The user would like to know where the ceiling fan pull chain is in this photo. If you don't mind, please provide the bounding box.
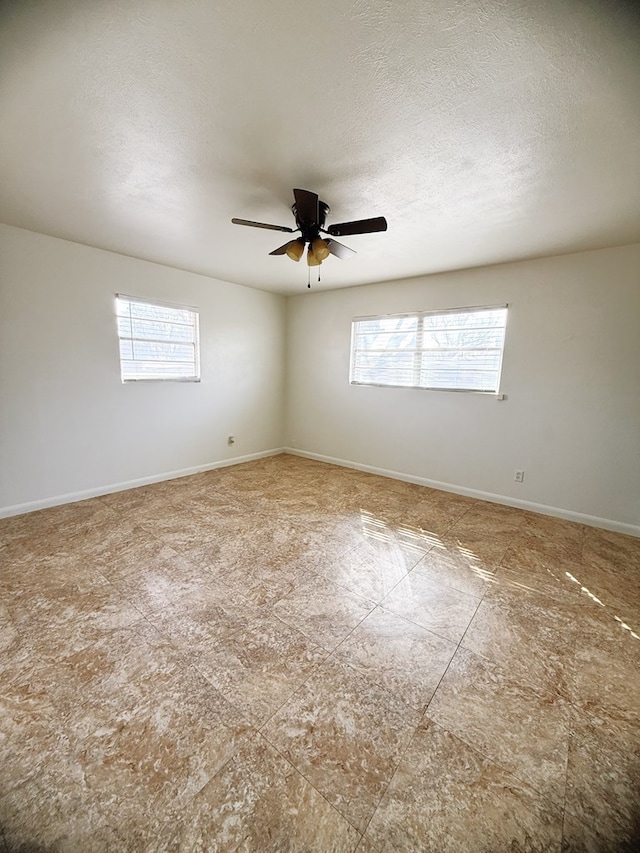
[317,267,321,284]
[307,266,311,288]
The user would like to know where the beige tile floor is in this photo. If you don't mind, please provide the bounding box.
[1,454,639,852]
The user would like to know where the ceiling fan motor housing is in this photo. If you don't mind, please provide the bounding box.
[292,200,330,242]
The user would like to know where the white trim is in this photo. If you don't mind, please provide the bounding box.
[0,448,285,519]
[4,445,637,538]
[352,303,509,322]
[116,294,201,382]
[350,306,507,393]
[116,292,199,313]
[284,448,640,538]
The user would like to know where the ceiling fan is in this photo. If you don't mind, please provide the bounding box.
[231,188,387,280]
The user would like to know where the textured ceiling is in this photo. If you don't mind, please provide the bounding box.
[1,0,639,295]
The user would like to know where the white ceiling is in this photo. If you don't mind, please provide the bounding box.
[1,0,639,295]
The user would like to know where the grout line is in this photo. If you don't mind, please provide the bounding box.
[419,706,567,813]
[254,648,333,733]
[418,590,488,726]
[417,565,579,816]
[256,729,366,840]
[355,706,424,844]
[560,703,576,850]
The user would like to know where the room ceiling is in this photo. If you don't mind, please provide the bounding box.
[1,0,639,295]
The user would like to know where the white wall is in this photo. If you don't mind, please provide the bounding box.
[285,244,640,532]
[0,225,285,513]
[3,227,639,532]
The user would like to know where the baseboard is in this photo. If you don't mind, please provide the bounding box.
[0,448,286,519]
[284,448,640,538]
[4,446,638,538]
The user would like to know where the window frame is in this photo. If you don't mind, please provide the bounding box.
[349,304,508,393]
[115,293,201,383]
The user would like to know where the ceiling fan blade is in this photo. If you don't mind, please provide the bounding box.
[326,238,356,259]
[232,218,294,233]
[269,241,293,255]
[293,188,319,223]
[327,216,387,237]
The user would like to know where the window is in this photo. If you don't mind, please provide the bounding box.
[350,305,507,392]
[116,294,200,382]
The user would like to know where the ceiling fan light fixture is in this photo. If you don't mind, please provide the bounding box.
[310,237,330,261]
[307,247,321,266]
[285,239,305,261]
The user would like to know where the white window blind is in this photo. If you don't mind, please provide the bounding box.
[350,306,507,392]
[116,295,200,382]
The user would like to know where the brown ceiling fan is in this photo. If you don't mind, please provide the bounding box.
[231,188,387,271]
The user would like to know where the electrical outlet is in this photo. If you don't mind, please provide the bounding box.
[514,469,525,483]
[227,435,235,446]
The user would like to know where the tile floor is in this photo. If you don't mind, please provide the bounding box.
[1,453,639,852]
